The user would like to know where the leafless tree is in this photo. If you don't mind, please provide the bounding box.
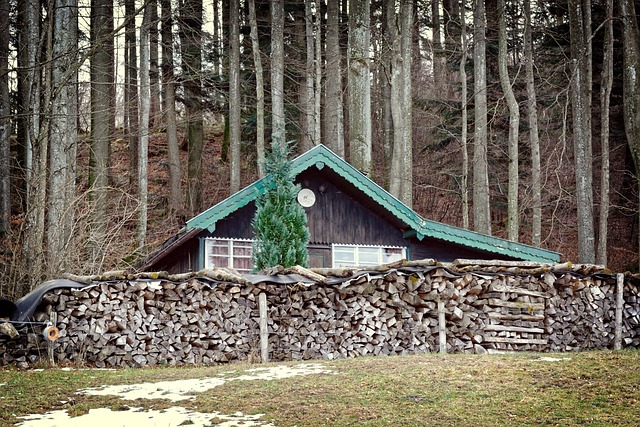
[229,0,241,193]
[498,0,520,241]
[160,0,182,212]
[568,0,595,263]
[89,0,114,267]
[473,0,491,235]
[524,0,541,246]
[348,0,372,176]
[248,0,265,176]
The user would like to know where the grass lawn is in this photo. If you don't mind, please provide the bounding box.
[1,350,639,426]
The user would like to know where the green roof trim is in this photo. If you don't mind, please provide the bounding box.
[187,144,560,263]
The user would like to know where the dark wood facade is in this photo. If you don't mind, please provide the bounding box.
[146,167,514,273]
[141,145,559,273]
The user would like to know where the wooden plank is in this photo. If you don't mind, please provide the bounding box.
[487,312,545,321]
[489,284,550,299]
[483,336,548,345]
[615,273,624,351]
[484,324,545,334]
[259,293,269,363]
[485,298,545,311]
[438,299,446,354]
[48,311,58,366]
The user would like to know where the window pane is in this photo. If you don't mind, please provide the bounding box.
[333,245,355,267]
[233,246,252,256]
[358,247,380,264]
[333,244,406,268]
[233,257,252,272]
[383,247,404,263]
[209,240,229,255]
[206,238,256,271]
[210,256,230,269]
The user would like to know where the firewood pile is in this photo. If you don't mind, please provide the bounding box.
[1,260,639,368]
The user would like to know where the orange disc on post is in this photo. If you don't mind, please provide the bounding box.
[43,326,59,342]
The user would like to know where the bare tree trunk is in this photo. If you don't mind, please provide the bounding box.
[301,0,315,152]
[149,0,160,129]
[125,0,139,188]
[596,0,613,265]
[17,0,41,201]
[179,0,204,214]
[271,0,285,147]
[387,0,400,194]
[498,0,520,242]
[460,0,469,229]
[160,0,182,212]
[213,0,221,76]
[524,0,541,246]
[473,0,491,235]
[138,5,151,253]
[47,0,78,274]
[89,0,114,268]
[399,0,413,206]
[380,1,393,176]
[248,0,265,177]
[389,0,413,207]
[229,0,241,193]
[314,2,322,148]
[324,0,344,157]
[620,0,640,269]
[22,0,46,288]
[568,0,595,263]
[348,0,372,176]
[17,0,37,199]
[0,0,8,235]
[432,0,445,94]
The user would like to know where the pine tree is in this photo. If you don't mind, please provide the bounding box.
[252,140,309,270]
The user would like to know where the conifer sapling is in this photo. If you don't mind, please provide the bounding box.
[251,140,309,270]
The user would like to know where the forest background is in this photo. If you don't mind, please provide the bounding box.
[1,0,640,300]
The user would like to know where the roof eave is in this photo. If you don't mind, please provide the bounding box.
[421,221,560,263]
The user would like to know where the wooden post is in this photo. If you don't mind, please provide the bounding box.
[438,299,447,353]
[48,312,57,366]
[614,273,624,350]
[259,292,269,363]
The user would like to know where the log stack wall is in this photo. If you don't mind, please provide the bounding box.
[2,263,640,368]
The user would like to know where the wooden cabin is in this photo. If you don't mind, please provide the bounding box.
[141,145,560,273]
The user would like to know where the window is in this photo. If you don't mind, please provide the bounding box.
[204,238,254,273]
[332,244,406,268]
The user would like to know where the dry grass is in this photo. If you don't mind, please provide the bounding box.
[1,350,639,426]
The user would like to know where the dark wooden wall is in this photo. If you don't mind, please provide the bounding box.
[297,170,408,247]
[211,169,408,248]
[152,237,201,274]
[146,167,520,273]
[409,236,515,262]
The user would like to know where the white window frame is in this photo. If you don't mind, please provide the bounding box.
[331,244,406,268]
[204,238,254,273]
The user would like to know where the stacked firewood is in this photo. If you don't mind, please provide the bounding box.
[1,261,639,367]
[39,280,265,367]
[268,272,439,360]
[545,274,613,351]
[623,282,640,347]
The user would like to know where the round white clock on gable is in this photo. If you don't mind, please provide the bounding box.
[297,188,316,207]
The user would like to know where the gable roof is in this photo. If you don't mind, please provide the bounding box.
[186,144,560,263]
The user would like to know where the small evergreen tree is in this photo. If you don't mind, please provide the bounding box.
[252,140,309,270]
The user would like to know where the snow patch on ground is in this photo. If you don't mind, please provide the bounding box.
[81,363,331,402]
[16,363,333,427]
[535,356,572,362]
[16,406,275,427]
